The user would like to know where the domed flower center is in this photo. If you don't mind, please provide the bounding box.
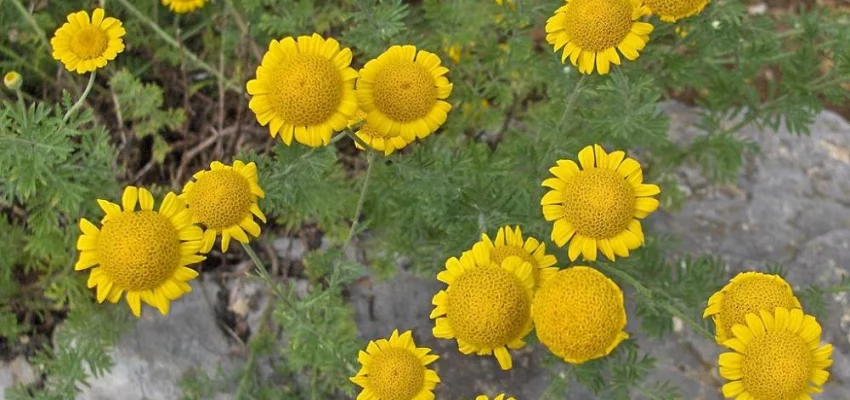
[447,267,530,348]
[490,246,539,281]
[187,170,253,230]
[561,168,635,239]
[98,211,181,291]
[645,0,704,18]
[719,278,801,339]
[742,330,812,399]
[561,0,634,52]
[71,27,109,59]
[269,54,343,126]
[367,348,425,400]
[372,61,437,123]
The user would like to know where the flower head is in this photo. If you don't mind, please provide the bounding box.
[545,0,653,74]
[75,186,205,317]
[162,0,208,13]
[719,308,833,400]
[356,45,453,142]
[349,110,414,156]
[704,271,802,344]
[646,0,710,22]
[180,160,266,253]
[541,144,660,261]
[431,244,534,370]
[350,329,440,400]
[4,71,22,91]
[247,34,358,147]
[475,225,558,289]
[532,267,628,364]
[475,394,515,400]
[51,8,125,74]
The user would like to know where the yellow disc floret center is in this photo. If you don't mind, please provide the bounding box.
[741,330,812,400]
[187,170,253,230]
[269,54,343,126]
[562,0,634,52]
[446,267,530,348]
[490,246,539,281]
[561,168,635,239]
[367,348,425,400]
[98,211,181,291]
[719,278,800,339]
[360,123,392,139]
[71,26,109,60]
[372,61,437,123]
[645,0,704,18]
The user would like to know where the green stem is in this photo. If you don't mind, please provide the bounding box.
[62,71,96,123]
[598,264,715,341]
[235,242,276,400]
[556,74,587,130]
[14,89,27,126]
[344,151,377,250]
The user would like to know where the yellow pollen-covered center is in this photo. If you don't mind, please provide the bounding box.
[562,0,634,52]
[187,170,253,230]
[719,278,800,339]
[490,245,539,282]
[446,267,530,348]
[372,61,437,123]
[269,54,343,126]
[645,0,704,18]
[360,122,393,139]
[367,348,425,400]
[741,331,812,399]
[71,26,109,59]
[561,168,635,239]
[98,211,181,291]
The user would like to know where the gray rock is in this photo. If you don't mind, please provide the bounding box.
[0,356,37,399]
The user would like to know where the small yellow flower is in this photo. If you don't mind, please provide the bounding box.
[541,144,661,262]
[162,0,208,14]
[532,267,628,364]
[180,160,266,253]
[646,0,711,22]
[703,271,802,344]
[431,244,534,370]
[474,225,558,289]
[4,71,22,90]
[350,329,441,400]
[545,0,653,74]
[247,34,358,147]
[51,8,125,74]
[446,44,462,64]
[348,110,414,156]
[719,308,833,400]
[474,394,515,400]
[356,45,453,143]
[75,186,205,317]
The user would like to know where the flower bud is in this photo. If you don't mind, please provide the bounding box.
[4,71,22,91]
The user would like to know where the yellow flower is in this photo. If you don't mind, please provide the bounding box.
[474,394,515,400]
[4,71,22,90]
[51,8,125,74]
[75,186,205,317]
[350,329,440,400]
[545,0,653,74]
[348,110,414,156]
[180,160,266,253]
[356,45,453,143]
[161,0,208,14]
[532,267,628,364]
[247,34,358,147]
[447,44,462,64]
[703,272,802,344]
[646,0,710,22]
[431,244,534,370]
[719,308,833,400]
[474,225,558,289]
[541,144,661,262]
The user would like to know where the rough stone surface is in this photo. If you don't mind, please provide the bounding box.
[77,281,236,400]
[0,356,37,399]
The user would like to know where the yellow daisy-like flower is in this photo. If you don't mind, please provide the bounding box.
[356,45,453,142]
[431,244,534,370]
[703,271,802,344]
[532,267,628,364]
[474,394,516,400]
[161,0,208,14]
[50,8,125,74]
[541,144,661,262]
[475,225,558,289]
[645,0,710,22]
[75,186,205,317]
[545,0,653,74]
[349,110,414,156]
[247,34,358,147]
[350,329,441,400]
[180,160,266,253]
[719,308,833,400]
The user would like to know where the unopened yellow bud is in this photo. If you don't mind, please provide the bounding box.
[4,71,22,90]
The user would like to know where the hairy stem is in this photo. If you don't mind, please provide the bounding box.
[62,72,96,123]
[344,151,377,250]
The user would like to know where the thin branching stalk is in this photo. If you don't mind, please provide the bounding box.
[344,151,377,251]
[63,72,96,123]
